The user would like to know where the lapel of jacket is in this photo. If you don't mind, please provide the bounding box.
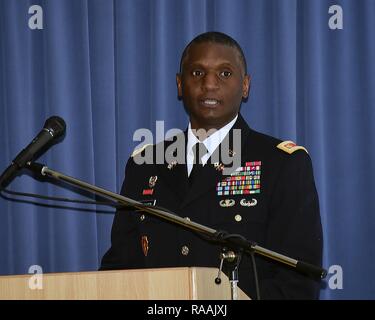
[180,114,251,208]
[155,131,189,203]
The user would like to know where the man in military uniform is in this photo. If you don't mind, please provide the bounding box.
[100,32,323,299]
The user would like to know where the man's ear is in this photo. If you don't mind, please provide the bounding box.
[242,75,251,99]
[176,73,182,98]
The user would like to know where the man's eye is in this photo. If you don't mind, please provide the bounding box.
[192,70,203,77]
[220,71,232,78]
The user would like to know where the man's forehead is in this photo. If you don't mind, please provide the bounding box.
[182,42,244,70]
[184,42,238,58]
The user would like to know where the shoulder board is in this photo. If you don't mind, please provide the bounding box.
[277,140,308,154]
[131,144,153,157]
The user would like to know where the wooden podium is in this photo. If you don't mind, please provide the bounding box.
[0,267,249,300]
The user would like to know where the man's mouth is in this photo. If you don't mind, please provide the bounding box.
[200,99,220,107]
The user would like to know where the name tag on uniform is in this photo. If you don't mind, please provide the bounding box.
[139,199,157,206]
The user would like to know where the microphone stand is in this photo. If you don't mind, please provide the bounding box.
[26,161,327,298]
[216,249,243,300]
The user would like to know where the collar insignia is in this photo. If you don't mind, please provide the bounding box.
[167,160,177,170]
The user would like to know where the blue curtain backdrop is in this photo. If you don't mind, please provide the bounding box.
[0,0,374,299]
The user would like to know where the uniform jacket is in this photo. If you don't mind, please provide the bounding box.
[100,114,323,299]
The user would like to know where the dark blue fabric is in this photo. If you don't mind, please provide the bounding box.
[0,0,374,299]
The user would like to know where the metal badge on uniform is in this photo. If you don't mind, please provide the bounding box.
[141,235,149,256]
[214,162,225,172]
[219,199,235,207]
[240,198,257,207]
[167,160,177,170]
[149,176,158,188]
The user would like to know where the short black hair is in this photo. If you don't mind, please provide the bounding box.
[179,31,248,75]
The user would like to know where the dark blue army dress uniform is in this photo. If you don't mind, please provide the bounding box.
[100,114,323,299]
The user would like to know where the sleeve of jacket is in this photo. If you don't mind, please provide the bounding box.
[260,150,323,299]
[99,157,144,270]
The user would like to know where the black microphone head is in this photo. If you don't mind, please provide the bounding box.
[44,116,66,139]
[0,116,66,188]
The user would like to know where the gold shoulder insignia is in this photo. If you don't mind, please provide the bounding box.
[277,140,308,154]
[131,144,153,157]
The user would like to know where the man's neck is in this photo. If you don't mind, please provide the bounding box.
[189,115,239,139]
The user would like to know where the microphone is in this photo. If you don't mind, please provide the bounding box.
[0,116,66,189]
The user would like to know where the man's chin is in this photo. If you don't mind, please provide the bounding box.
[190,114,234,130]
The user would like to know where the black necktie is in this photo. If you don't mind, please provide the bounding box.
[189,142,208,187]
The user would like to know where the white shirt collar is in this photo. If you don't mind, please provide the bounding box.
[186,115,238,175]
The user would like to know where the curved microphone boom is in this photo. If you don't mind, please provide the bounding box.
[0,116,66,189]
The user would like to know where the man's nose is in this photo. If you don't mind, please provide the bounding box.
[202,72,219,91]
